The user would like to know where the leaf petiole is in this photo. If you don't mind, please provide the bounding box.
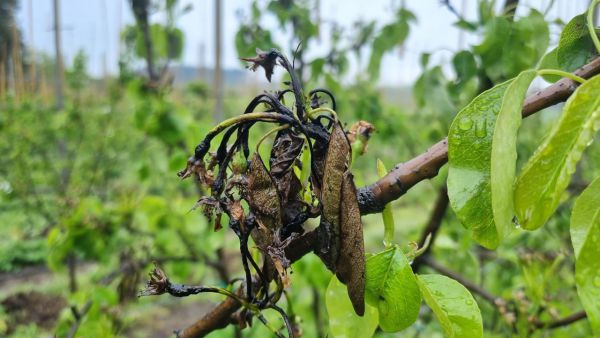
[587,0,600,54]
[537,69,586,84]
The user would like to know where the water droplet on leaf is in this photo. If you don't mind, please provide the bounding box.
[475,120,487,138]
[458,117,473,131]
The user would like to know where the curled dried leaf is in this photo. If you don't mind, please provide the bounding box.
[269,130,304,179]
[347,120,375,155]
[191,196,223,231]
[241,48,279,82]
[266,233,298,288]
[245,154,282,249]
[230,200,245,224]
[316,123,350,270]
[336,171,366,316]
[138,263,169,297]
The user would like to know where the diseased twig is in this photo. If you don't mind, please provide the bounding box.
[178,57,600,337]
[176,230,316,338]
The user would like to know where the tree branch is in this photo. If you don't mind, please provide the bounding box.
[533,310,587,329]
[412,185,449,271]
[358,56,600,214]
[421,255,500,305]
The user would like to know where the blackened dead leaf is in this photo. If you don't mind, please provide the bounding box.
[241,48,279,82]
[336,171,365,316]
[306,124,329,197]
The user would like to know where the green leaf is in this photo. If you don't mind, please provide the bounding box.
[557,14,600,72]
[572,178,600,335]
[491,70,537,237]
[413,66,455,117]
[537,48,562,82]
[501,10,548,79]
[416,274,483,338]
[452,51,477,81]
[368,8,415,79]
[475,10,548,82]
[365,246,421,332]
[376,159,394,247]
[515,75,600,230]
[326,275,379,338]
[448,70,536,249]
[571,177,600,258]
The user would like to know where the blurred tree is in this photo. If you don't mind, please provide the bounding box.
[0,0,26,97]
[124,0,191,87]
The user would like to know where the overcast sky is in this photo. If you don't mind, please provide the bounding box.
[15,0,592,85]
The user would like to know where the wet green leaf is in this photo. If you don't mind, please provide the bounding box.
[449,83,508,249]
[491,70,537,237]
[365,246,421,332]
[448,70,535,249]
[416,274,483,338]
[515,75,600,230]
[573,177,600,335]
[571,177,600,258]
[326,275,379,338]
[557,14,600,72]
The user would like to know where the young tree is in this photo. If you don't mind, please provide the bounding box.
[139,1,600,337]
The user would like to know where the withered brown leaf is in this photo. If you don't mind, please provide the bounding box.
[240,48,278,82]
[245,154,281,249]
[336,171,365,316]
[316,123,350,270]
[269,130,304,180]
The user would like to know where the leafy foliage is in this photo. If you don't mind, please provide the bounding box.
[557,14,600,72]
[572,177,600,335]
[3,1,600,337]
[367,8,415,79]
[365,246,421,332]
[474,9,548,83]
[416,274,483,338]
[448,70,535,248]
[515,75,600,230]
[326,276,379,338]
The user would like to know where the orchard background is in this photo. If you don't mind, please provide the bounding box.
[1,1,600,337]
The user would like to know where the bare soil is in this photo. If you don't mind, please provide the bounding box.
[1,291,67,334]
